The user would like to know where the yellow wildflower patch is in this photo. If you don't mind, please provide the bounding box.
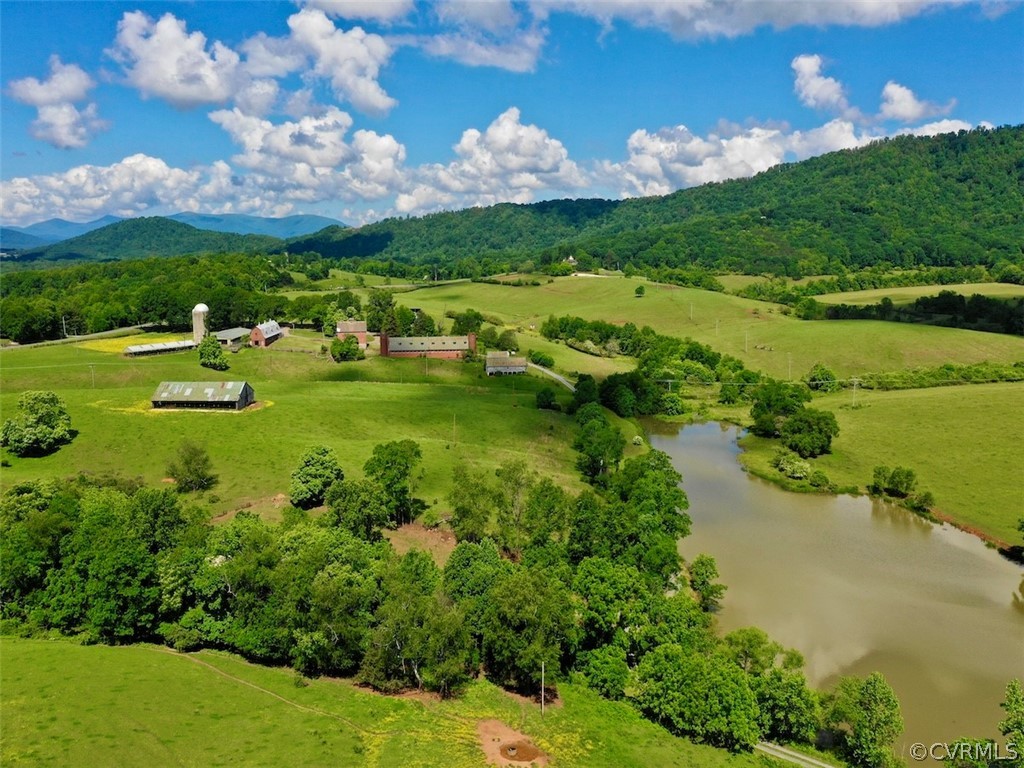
[76,333,191,354]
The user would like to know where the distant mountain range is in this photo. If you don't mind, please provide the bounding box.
[4,126,1022,274]
[0,212,345,250]
[11,218,284,263]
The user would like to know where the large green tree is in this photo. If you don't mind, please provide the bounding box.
[634,644,762,751]
[1,391,73,457]
[288,445,344,509]
[827,672,904,768]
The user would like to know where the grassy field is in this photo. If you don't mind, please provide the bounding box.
[736,382,1024,544]
[0,637,768,768]
[0,338,589,520]
[814,282,1024,306]
[375,276,1024,379]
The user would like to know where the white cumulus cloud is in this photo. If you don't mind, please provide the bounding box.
[791,54,860,119]
[600,119,880,197]
[398,107,587,213]
[879,80,955,122]
[107,11,241,108]
[287,9,397,115]
[7,56,107,148]
[302,0,416,23]
[531,0,970,40]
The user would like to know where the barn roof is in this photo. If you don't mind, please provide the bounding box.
[336,319,367,333]
[152,381,252,404]
[485,354,527,369]
[124,340,196,356]
[254,320,282,337]
[388,335,470,352]
[215,327,250,342]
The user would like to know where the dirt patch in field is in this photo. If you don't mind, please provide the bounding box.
[384,522,457,566]
[477,720,548,767]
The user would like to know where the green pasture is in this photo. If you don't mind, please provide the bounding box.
[0,341,584,520]
[383,276,1024,379]
[814,282,1024,306]
[738,382,1024,544]
[0,638,765,768]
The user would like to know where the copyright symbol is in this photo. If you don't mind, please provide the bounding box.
[910,743,927,761]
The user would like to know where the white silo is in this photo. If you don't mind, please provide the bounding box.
[192,303,209,344]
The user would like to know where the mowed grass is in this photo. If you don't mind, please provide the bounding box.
[0,341,584,519]
[0,637,766,768]
[815,282,1024,306]
[738,382,1024,544]
[384,277,1024,379]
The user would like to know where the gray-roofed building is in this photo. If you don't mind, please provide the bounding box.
[151,381,255,410]
[215,327,250,345]
[250,320,282,347]
[124,340,197,357]
[336,319,368,348]
[380,333,476,359]
[485,351,528,375]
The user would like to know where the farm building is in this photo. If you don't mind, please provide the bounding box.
[485,351,528,375]
[124,340,196,357]
[250,320,282,347]
[336,319,368,348]
[380,333,476,359]
[151,381,255,410]
[215,327,250,345]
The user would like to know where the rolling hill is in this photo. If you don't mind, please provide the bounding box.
[14,217,282,263]
[287,126,1024,276]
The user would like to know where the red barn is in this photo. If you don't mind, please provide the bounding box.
[250,320,282,347]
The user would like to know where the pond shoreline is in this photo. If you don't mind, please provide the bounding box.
[650,412,1022,561]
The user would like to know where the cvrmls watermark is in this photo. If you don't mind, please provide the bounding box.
[908,741,1019,762]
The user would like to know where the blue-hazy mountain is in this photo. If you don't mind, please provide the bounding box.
[11,215,124,244]
[168,212,345,238]
[0,228,51,250]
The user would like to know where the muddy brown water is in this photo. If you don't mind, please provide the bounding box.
[646,420,1023,759]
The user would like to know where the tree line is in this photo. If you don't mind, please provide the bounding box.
[2,419,914,766]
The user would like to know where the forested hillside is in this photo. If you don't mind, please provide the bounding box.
[14,217,281,264]
[288,126,1023,277]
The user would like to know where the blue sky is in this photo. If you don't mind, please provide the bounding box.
[2,0,1021,227]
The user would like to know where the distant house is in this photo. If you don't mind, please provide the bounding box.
[336,319,368,349]
[485,351,528,376]
[215,327,250,346]
[380,333,476,359]
[250,320,282,347]
[124,340,196,357]
[151,381,254,410]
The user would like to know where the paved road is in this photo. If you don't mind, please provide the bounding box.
[755,742,839,768]
[527,362,576,392]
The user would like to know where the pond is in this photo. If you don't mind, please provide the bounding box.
[646,420,1023,757]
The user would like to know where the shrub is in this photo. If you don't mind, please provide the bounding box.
[528,349,555,368]
[772,450,811,480]
[535,387,560,411]
[167,440,217,492]
[197,335,228,371]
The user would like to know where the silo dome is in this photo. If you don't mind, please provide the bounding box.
[193,303,209,313]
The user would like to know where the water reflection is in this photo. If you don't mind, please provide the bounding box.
[646,421,1024,754]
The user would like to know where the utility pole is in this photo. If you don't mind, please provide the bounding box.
[62,316,68,338]
[541,661,545,717]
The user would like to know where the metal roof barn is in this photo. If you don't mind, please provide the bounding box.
[124,340,196,356]
[151,381,254,410]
